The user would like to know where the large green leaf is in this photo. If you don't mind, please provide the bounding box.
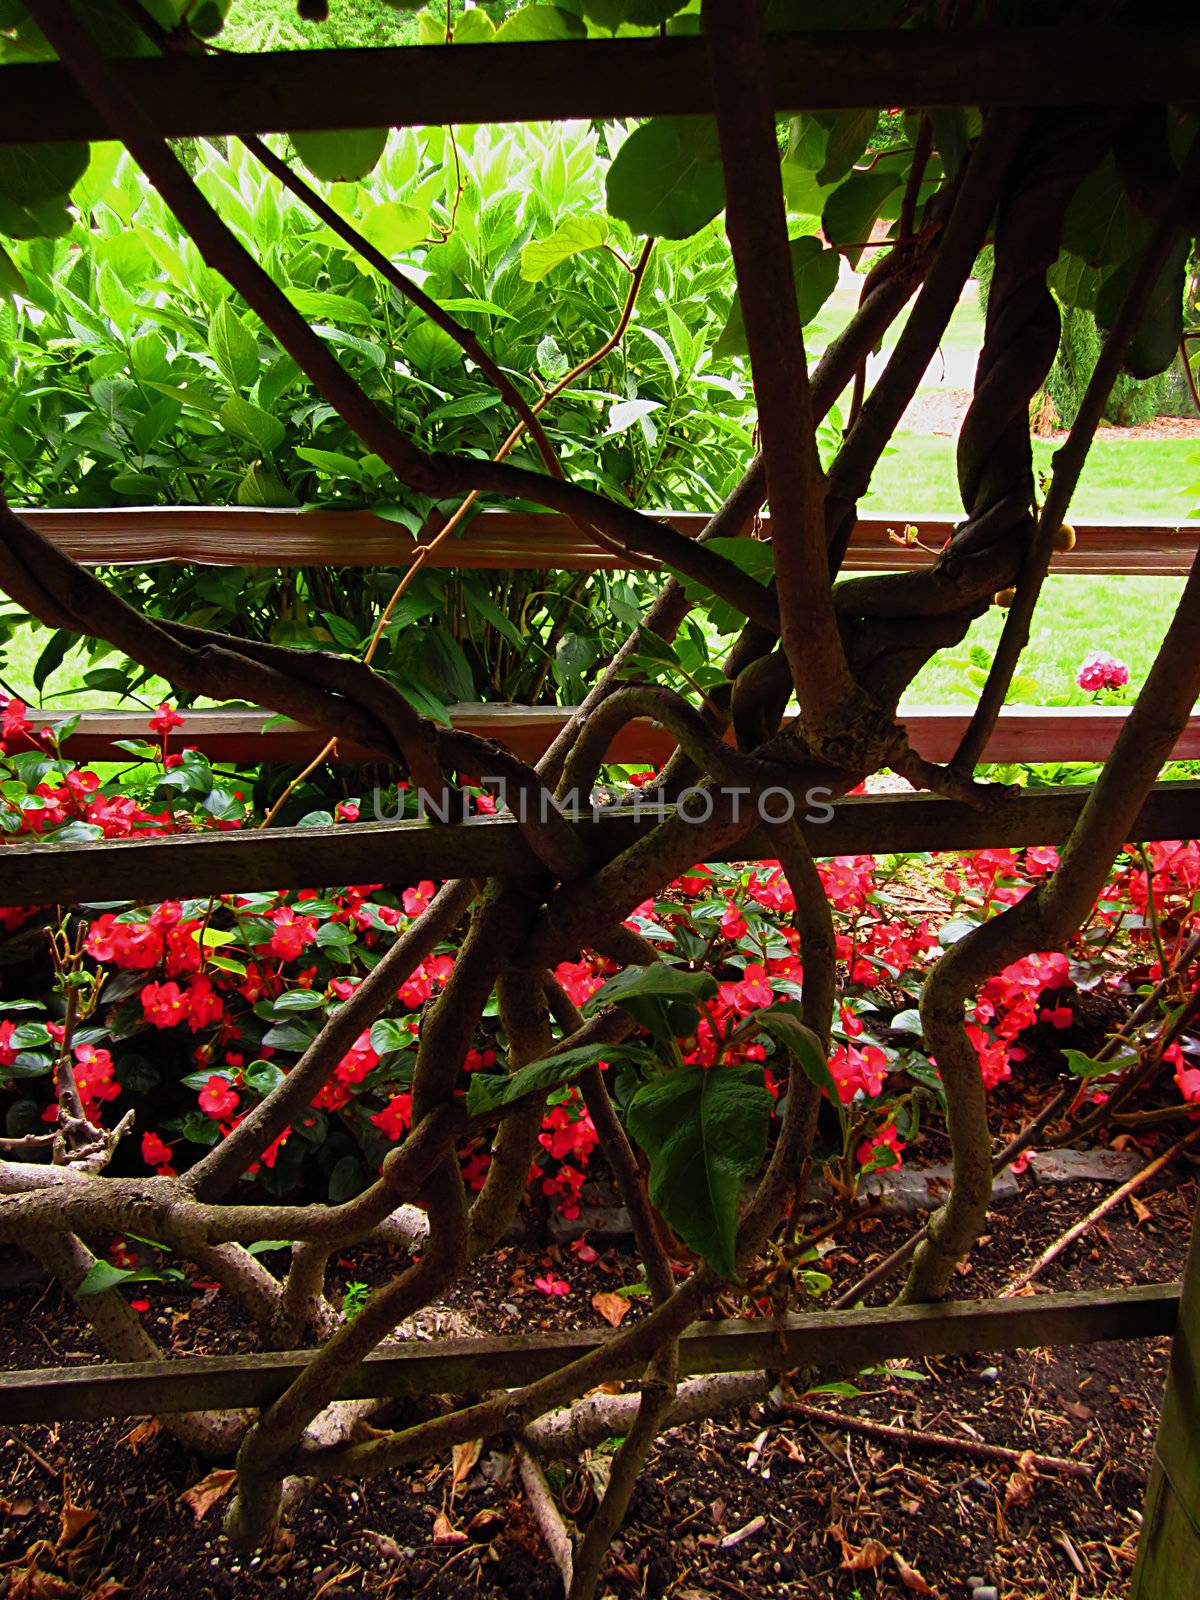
[208,302,259,391]
[592,962,718,1010]
[467,1041,655,1116]
[605,117,725,240]
[494,4,586,40]
[822,169,901,266]
[1095,233,1190,380]
[627,1065,774,1279]
[520,215,610,282]
[715,235,839,356]
[582,0,691,26]
[219,395,286,453]
[1061,155,1150,267]
[0,141,88,239]
[357,200,429,256]
[815,109,878,185]
[290,127,389,184]
[284,286,376,328]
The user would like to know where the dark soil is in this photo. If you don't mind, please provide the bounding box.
[2,1154,1196,1600]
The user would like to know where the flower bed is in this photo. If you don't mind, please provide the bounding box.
[2,698,1197,1243]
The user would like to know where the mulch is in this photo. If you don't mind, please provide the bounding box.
[2,1152,1196,1600]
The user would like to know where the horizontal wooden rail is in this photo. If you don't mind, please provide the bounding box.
[1,783,1196,907]
[3,29,1198,144]
[0,1283,1178,1424]
[28,703,1200,769]
[18,508,1200,576]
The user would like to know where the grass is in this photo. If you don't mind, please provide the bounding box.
[902,574,1187,707]
[866,431,1200,523]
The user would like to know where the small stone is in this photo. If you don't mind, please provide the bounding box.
[972,1587,999,1600]
[966,1581,984,1591]
[978,1365,999,1383]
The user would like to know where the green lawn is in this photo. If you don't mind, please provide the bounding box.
[867,431,1200,523]
[901,574,1187,707]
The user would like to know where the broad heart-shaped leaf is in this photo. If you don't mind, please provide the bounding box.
[494,4,586,40]
[815,108,877,186]
[605,117,725,240]
[358,200,429,257]
[1061,154,1150,267]
[582,0,691,26]
[219,395,286,453]
[290,127,389,184]
[521,215,610,282]
[208,302,259,391]
[466,1040,657,1117]
[715,236,839,357]
[1048,249,1108,314]
[822,169,902,266]
[0,141,88,239]
[626,1065,773,1279]
[1094,233,1190,380]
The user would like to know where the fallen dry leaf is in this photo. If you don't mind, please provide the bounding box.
[830,1523,890,1571]
[1004,1449,1039,1511]
[117,1420,160,1454]
[450,1438,483,1493]
[591,1291,631,1328]
[893,1550,936,1593]
[432,1511,467,1546]
[179,1467,237,1520]
[58,1503,97,1550]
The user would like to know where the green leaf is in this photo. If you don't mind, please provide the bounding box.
[1094,232,1190,380]
[520,215,610,282]
[284,287,376,328]
[605,117,725,240]
[467,1042,637,1116]
[219,395,287,453]
[627,1065,773,1279]
[1061,155,1150,267]
[0,242,26,297]
[494,4,586,41]
[273,989,327,1014]
[814,109,878,185]
[1062,1047,1137,1081]
[584,0,690,22]
[357,200,429,256]
[208,302,259,391]
[591,962,718,1010]
[715,236,839,356]
[822,170,902,266]
[76,1260,164,1297]
[748,1006,840,1101]
[290,128,389,184]
[0,142,88,239]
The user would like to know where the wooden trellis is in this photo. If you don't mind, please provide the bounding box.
[2,22,1200,1585]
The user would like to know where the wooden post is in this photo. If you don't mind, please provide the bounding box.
[1132,1195,1200,1597]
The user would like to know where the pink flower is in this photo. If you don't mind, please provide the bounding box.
[534,1275,570,1297]
[371,1092,413,1141]
[335,800,360,822]
[198,1075,239,1119]
[1077,651,1130,693]
[149,703,185,736]
[141,1130,173,1168]
[402,880,435,917]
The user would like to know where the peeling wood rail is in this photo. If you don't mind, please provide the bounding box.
[0,1283,1179,1425]
[3,29,1199,144]
[19,507,1200,576]
[27,703,1200,770]
[1,783,1196,908]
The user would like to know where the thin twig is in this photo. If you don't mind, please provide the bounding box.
[1000,1121,1200,1296]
